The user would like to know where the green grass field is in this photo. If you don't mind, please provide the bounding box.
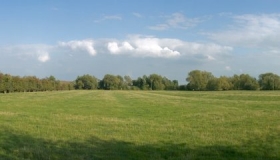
[0,91,279,160]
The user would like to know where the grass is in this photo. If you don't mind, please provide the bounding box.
[0,90,280,159]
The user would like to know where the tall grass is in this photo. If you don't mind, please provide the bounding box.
[0,91,279,159]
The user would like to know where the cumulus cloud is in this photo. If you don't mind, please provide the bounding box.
[131,36,180,57]
[107,37,180,58]
[149,13,204,30]
[106,35,232,59]
[59,40,96,56]
[107,41,134,54]
[208,14,280,50]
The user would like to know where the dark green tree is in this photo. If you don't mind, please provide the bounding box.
[186,70,214,91]
[239,74,259,90]
[102,74,120,90]
[259,73,280,90]
[74,74,98,90]
[148,74,165,90]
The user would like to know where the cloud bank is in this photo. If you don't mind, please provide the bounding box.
[0,35,232,64]
[208,14,280,51]
[107,36,232,59]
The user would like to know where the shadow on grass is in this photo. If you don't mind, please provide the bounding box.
[0,129,279,160]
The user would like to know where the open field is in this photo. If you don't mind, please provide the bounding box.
[0,91,280,160]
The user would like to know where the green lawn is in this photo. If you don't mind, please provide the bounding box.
[0,91,279,159]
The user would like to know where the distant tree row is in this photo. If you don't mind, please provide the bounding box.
[73,74,178,90]
[0,73,74,93]
[1,70,280,93]
[73,71,280,91]
[185,70,280,91]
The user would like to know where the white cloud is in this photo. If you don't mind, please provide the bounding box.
[59,40,96,56]
[208,14,280,50]
[132,36,180,58]
[107,42,120,54]
[176,42,233,55]
[37,50,50,62]
[107,36,180,58]
[122,42,134,50]
[149,13,204,30]
[107,41,134,54]
[106,35,232,59]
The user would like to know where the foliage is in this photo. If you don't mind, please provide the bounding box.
[0,73,73,93]
[259,73,280,90]
[1,70,280,92]
[74,74,98,90]
[186,70,214,90]
[187,71,262,91]
[100,74,122,90]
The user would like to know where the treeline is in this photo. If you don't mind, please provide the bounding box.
[185,70,280,91]
[0,73,74,93]
[74,74,178,90]
[74,71,280,91]
[1,70,280,93]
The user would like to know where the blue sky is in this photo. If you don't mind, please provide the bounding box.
[1,0,280,84]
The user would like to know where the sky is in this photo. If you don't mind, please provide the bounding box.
[1,0,280,84]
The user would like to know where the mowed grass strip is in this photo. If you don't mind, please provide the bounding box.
[0,91,279,159]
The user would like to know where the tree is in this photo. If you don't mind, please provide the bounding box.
[206,78,219,91]
[239,74,259,90]
[217,76,232,90]
[259,73,280,90]
[12,76,24,92]
[102,74,120,90]
[124,75,132,89]
[230,74,241,90]
[116,75,124,89]
[149,74,165,90]
[0,73,5,93]
[171,80,179,90]
[186,70,214,91]
[141,75,149,90]
[23,76,40,92]
[163,78,179,90]
[74,74,98,90]
[0,73,13,93]
[133,75,149,90]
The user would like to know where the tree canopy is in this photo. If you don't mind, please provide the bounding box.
[1,70,280,93]
[0,73,74,93]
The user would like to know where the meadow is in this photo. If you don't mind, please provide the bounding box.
[0,90,279,160]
